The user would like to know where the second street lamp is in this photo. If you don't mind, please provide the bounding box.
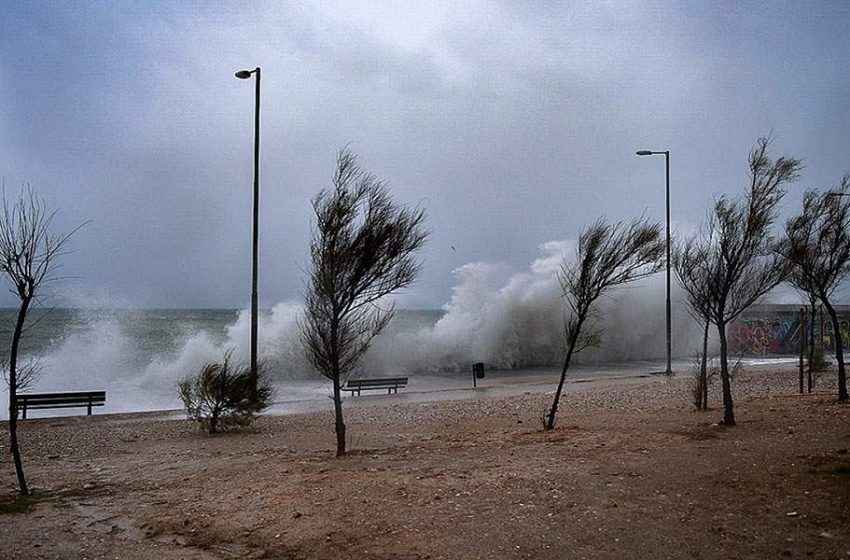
[636,149,672,376]
[236,66,261,394]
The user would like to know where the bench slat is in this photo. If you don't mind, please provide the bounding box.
[16,402,106,410]
[16,391,106,400]
[345,378,407,386]
[343,377,408,396]
[14,391,107,419]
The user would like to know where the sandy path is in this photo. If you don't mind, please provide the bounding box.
[1,367,849,559]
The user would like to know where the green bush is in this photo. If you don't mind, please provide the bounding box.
[178,351,275,434]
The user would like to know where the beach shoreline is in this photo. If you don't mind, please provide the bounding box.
[2,366,848,559]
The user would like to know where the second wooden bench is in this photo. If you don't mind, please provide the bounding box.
[344,377,408,396]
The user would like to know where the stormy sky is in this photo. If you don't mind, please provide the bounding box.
[1,1,849,309]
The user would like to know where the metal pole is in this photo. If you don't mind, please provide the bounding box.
[799,307,805,394]
[636,149,673,376]
[665,151,672,376]
[251,67,260,394]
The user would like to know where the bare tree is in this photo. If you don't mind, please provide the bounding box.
[678,138,801,425]
[302,150,428,456]
[3,358,42,394]
[674,238,715,410]
[0,187,81,495]
[789,266,824,392]
[545,217,664,430]
[779,176,850,401]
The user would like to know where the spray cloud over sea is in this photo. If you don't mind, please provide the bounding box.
[0,241,704,417]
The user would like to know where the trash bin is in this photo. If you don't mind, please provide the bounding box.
[473,362,485,379]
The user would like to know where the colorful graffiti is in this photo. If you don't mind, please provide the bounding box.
[730,305,850,356]
[730,316,802,355]
[821,318,850,350]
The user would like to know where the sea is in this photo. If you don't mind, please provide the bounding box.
[0,252,709,418]
[0,307,449,418]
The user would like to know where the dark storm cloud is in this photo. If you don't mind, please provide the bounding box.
[1,1,849,309]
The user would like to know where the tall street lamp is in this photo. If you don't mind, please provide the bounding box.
[636,149,672,376]
[236,67,261,393]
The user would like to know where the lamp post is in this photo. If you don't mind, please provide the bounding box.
[236,67,261,393]
[636,149,672,376]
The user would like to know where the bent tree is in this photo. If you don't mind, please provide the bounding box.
[546,217,664,430]
[678,137,800,425]
[302,149,427,456]
[0,187,81,495]
[780,176,850,401]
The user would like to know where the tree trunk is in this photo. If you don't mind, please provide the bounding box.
[546,322,581,431]
[209,405,219,434]
[332,374,346,456]
[808,300,816,393]
[701,320,709,410]
[717,320,735,426]
[823,300,848,401]
[8,296,31,495]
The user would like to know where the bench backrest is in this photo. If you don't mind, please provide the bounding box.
[15,391,107,408]
[346,377,408,388]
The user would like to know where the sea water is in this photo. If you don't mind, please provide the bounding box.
[0,307,448,417]
[0,242,708,417]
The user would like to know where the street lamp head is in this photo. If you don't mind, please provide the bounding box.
[235,69,254,79]
[636,150,653,156]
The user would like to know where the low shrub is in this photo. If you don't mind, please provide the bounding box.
[178,351,275,434]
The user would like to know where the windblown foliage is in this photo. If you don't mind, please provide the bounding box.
[779,176,850,401]
[676,137,801,424]
[302,149,428,456]
[546,217,664,430]
[178,352,274,434]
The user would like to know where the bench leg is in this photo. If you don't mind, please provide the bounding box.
[88,401,92,415]
[22,406,26,420]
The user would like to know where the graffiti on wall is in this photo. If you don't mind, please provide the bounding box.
[730,316,803,355]
[730,305,850,356]
[821,318,850,350]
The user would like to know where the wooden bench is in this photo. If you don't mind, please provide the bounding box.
[344,377,408,396]
[14,391,106,419]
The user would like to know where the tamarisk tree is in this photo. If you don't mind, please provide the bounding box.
[0,187,81,495]
[546,217,664,430]
[779,176,850,401]
[678,137,800,425]
[302,149,427,456]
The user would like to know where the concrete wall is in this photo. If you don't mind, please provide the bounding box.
[729,304,850,356]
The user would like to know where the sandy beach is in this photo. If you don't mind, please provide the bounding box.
[2,366,849,559]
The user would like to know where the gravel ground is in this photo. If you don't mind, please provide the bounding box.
[1,367,849,559]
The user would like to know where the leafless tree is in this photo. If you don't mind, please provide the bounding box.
[545,217,664,430]
[689,352,718,410]
[779,176,850,401]
[0,187,82,495]
[674,238,715,410]
[3,358,42,394]
[678,138,801,425]
[790,268,823,392]
[301,149,428,456]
